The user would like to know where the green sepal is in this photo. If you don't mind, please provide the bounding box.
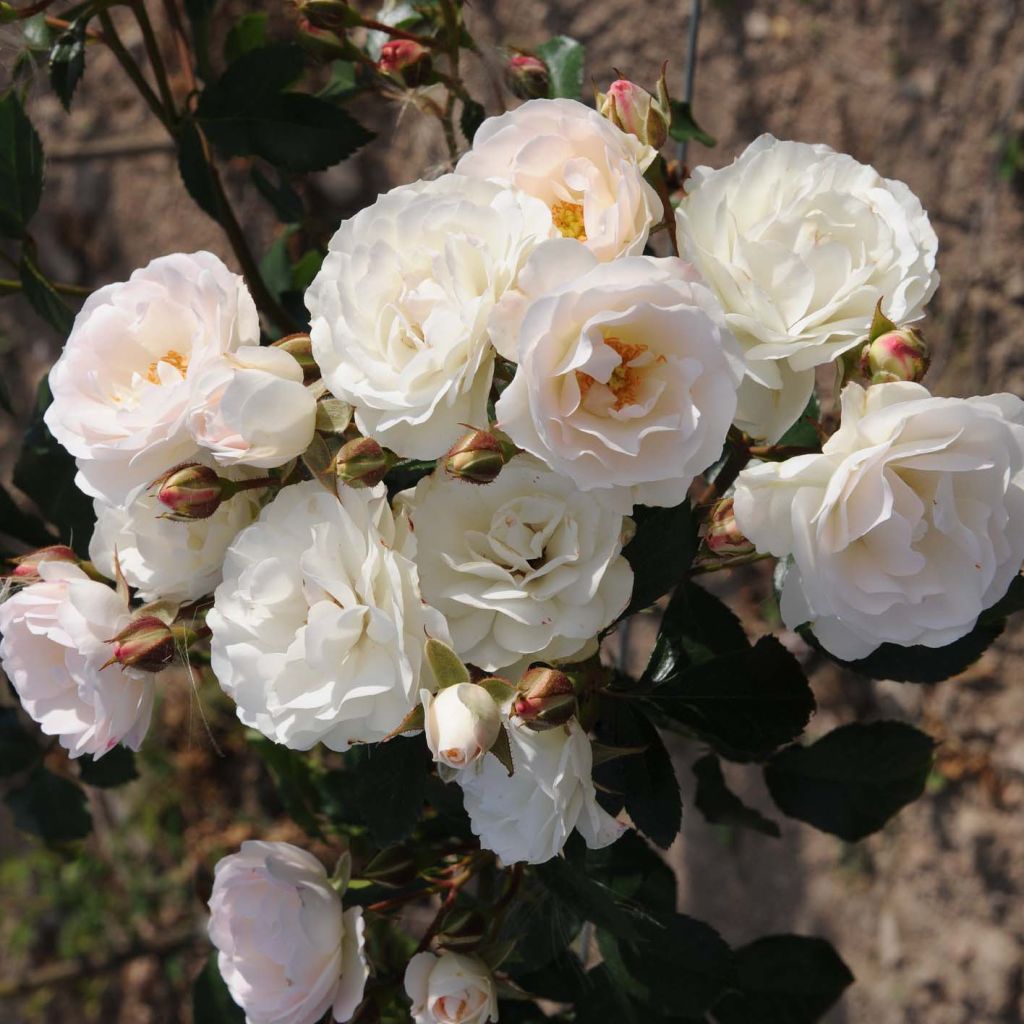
[426,638,470,690]
[867,297,898,343]
[489,725,514,777]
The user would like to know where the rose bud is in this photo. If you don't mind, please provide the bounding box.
[505,53,550,100]
[106,615,176,673]
[860,327,930,385]
[9,545,78,583]
[512,667,577,731]
[153,463,228,521]
[442,429,505,485]
[404,950,498,1024]
[377,39,432,87]
[298,0,360,33]
[296,17,350,61]
[704,497,754,556]
[273,333,320,383]
[422,683,502,770]
[596,67,671,150]
[336,436,392,488]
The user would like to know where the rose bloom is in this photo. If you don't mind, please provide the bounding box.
[457,719,624,865]
[45,251,258,504]
[189,345,317,469]
[306,174,552,460]
[397,454,633,671]
[494,247,744,513]
[676,134,939,442]
[457,97,660,262]
[208,480,450,749]
[421,683,502,770]
[734,383,1024,660]
[89,460,265,604]
[404,951,498,1024]
[208,841,367,1024]
[0,562,153,758]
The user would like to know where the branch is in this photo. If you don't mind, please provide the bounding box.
[130,0,178,120]
[97,9,173,132]
[0,277,91,297]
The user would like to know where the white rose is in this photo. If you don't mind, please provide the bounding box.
[208,841,367,1024]
[208,480,450,749]
[404,951,498,1024]
[458,719,625,865]
[734,382,1024,660]
[0,563,153,758]
[45,251,259,504]
[421,683,502,770]
[457,97,660,263]
[306,174,553,460]
[493,249,744,513]
[676,134,939,441]
[397,454,633,671]
[189,345,317,469]
[89,460,265,604]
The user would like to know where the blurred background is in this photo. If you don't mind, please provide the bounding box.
[2,1,1024,1021]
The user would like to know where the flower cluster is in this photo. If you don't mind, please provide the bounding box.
[4,65,1023,1024]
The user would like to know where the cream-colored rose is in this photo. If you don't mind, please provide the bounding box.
[676,135,939,441]
[422,684,502,770]
[404,951,498,1024]
[734,383,1024,659]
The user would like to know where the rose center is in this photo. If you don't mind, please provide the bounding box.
[146,349,189,384]
[576,337,649,411]
[550,200,587,241]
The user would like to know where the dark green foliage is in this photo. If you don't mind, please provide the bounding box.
[193,951,245,1023]
[622,503,698,615]
[49,17,89,110]
[0,708,39,777]
[78,747,139,789]
[692,753,780,837]
[668,100,716,147]
[0,90,44,238]
[536,36,585,100]
[6,766,92,843]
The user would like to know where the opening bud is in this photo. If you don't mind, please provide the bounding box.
[512,667,578,731]
[106,615,176,673]
[596,66,671,150]
[442,429,506,485]
[505,53,550,100]
[10,545,78,583]
[272,333,320,383]
[860,327,930,385]
[704,497,754,556]
[336,436,393,488]
[423,683,503,770]
[152,463,229,521]
[377,40,432,87]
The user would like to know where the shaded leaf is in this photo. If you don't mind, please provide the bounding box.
[49,17,88,110]
[193,951,245,1024]
[536,36,585,100]
[585,830,677,913]
[250,735,323,837]
[0,90,44,238]
[0,708,39,777]
[537,856,647,940]
[250,164,303,222]
[78,746,138,788]
[692,753,780,837]
[6,766,92,843]
[0,480,58,552]
[177,120,221,220]
[776,392,822,451]
[223,11,267,64]
[712,934,854,1024]
[669,99,716,147]
[460,97,485,144]
[621,502,698,616]
[346,735,431,845]
[497,879,581,977]
[764,721,935,841]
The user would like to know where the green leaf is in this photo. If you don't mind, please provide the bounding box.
[426,638,470,690]
[585,831,677,913]
[460,97,485,144]
[497,876,581,977]
[593,700,681,849]
[49,17,88,110]
[0,708,39,777]
[692,753,780,838]
[19,250,74,334]
[643,581,748,684]
[775,391,821,450]
[250,164,303,222]
[668,99,716,148]
[319,60,359,101]
[250,735,323,837]
[193,951,245,1024]
[223,11,267,64]
[764,721,935,842]
[575,963,643,1024]
[197,44,374,173]
[644,636,815,762]
[536,36,585,100]
[22,13,55,51]
[712,935,854,1024]
[78,746,138,788]
[537,856,648,940]
[801,576,1024,683]
[0,90,44,238]
[5,765,92,843]
[345,735,431,845]
[14,379,95,555]
[621,502,698,615]
[177,120,221,220]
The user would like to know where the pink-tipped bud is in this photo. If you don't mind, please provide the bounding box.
[442,429,505,485]
[107,616,175,673]
[153,463,227,521]
[10,545,78,583]
[336,437,391,488]
[505,53,550,100]
[273,333,320,383]
[860,327,930,385]
[596,67,671,150]
[513,667,577,731]
[704,497,754,557]
[377,39,432,86]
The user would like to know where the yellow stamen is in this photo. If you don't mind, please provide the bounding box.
[576,337,649,411]
[146,349,189,385]
[550,200,587,241]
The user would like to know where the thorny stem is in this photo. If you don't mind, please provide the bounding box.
[130,0,178,121]
[97,9,172,131]
[0,277,91,297]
